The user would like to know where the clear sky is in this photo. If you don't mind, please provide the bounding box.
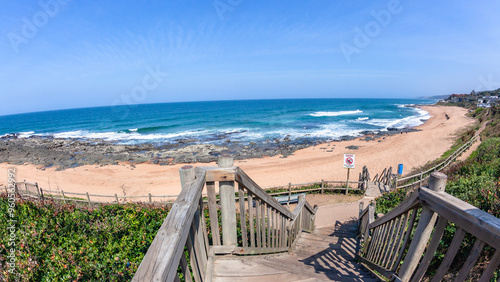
[1,1,500,115]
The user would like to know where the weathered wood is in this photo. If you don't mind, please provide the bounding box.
[248,192,255,248]
[232,246,289,255]
[238,184,247,248]
[385,213,406,268]
[186,224,201,282]
[255,200,261,248]
[205,168,236,182]
[211,245,236,254]
[411,216,448,282]
[478,249,500,282]
[206,181,221,246]
[454,239,485,282]
[220,177,237,246]
[392,208,417,272]
[419,187,500,250]
[430,227,466,282]
[235,168,293,219]
[267,206,271,247]
[381,217,400,267]
[399,173,446,281]
[368,191,420,229]
[180,250,193,282]
[358,256,395,280]
[261,202,266,247]
[133,168,206,282]
[180,165,196,189]
[86,192,91,206]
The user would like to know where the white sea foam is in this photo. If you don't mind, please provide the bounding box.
[129,128,138,132]
[309,110,362,117]
[357,117,369,121]
[362,108,430,129]
[18,131,35,137]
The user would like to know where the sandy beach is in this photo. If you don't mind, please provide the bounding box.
[0,106,476,198]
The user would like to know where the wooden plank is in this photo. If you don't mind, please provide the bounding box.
[199,198,210,256]
[186,223,201,282]
[220,179,237,246]
[248,192,255,248]
[367,225,381,261]
[133,168,206,282]
[399,205,439,281]
[267,206,271,247]
[454,239,485,282]
[374,222,390,264]
[206,181,221,246]
[201,167,236,182]
[261,202,266,248]
[357,256,396,280]
[478,249,500,282]
[431,227,466,282]
[256,200,261,248]
[271,208,275,248]
[192,209,208,280]
[180,251,193,282]
[368,191,420,229]
[238,184,247,248]
[382,215,403,268]
[211,245,236,254]
[411,216,448,282]
[232,246,289,255]
[419,188,500,250]
[235,167,293,218]
[381,218,400,267]
[392,208,417,272]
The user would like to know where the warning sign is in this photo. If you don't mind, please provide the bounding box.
[343,154,355,169]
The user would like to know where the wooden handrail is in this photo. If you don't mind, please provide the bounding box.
[134,158,319,281]
[133,168,207,282]
[358,172,500,281]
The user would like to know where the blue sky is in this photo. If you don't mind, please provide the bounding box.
[1,0,500,115]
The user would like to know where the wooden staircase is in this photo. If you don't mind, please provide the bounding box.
[212,221,377,281]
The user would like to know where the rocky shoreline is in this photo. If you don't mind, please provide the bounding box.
[0,127,419,170]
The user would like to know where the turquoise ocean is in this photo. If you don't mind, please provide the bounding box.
[0,99,435,145]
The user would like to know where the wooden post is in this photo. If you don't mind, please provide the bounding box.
[398,172,447,281]
[358,202,364,228]
[115,194,119,204]
[35,182,41,198]
[148,193,152,203]
[61,190,67,204]
[86,192,91,207]
[179,165,196,190]
[287,183,291,208]
[218,156,237,246]
[419,171,423,188]
[346,168,350,195]
[321,179,324,194]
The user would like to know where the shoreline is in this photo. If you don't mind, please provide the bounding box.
[0,105,476,197]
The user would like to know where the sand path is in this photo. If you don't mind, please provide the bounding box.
[0,106,476,198]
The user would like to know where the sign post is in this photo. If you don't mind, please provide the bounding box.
[343,154,355,195]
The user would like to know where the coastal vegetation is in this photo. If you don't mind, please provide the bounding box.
[375,105,500,280]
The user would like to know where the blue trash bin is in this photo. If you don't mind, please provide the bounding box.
[398,164,403,175]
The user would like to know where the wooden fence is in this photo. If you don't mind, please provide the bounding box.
[358,172,500,281]
[369,133,479,192]
[12,176,365,207]
[132,157,318,281]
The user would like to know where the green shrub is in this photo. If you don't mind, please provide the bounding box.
[0,198,169,281]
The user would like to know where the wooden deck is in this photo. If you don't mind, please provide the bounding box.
[212,221,377,281]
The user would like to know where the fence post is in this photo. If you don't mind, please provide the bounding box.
[148,193,152,203]
[86,192,91,207]
[115,194,119,204]
[288,182,292,208]
[35,182,41,198]
[419,171,423,188]
[358,202,364,228]
[217,156,237,246]
[61,190,67,204]
[321,179,324,194]
[398,172,447,281]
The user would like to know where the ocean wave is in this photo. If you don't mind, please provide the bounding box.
[309,110,363,117]
[357,117,369,121]
[362,108,430,129]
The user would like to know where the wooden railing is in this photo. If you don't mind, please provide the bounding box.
[395,134,479,190]
[358,172,500,281]
[133,157,318,281]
